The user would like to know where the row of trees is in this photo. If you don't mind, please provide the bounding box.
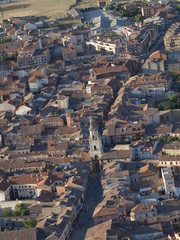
[2,204,29,217]
[159,135,180,143]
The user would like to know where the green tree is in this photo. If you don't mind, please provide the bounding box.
[105,3,115,11]
[13,203,29,216]
[177,3,180,12]
[134,14,144,22]
[169,94,177,109]
[2,207,13,217]
[23,218,37,229]
[159,136,165,142]
[166,71,180,82]
[0,37,11,44]
[157,103,169,111]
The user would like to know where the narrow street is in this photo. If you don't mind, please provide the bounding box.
[69,174,103,240]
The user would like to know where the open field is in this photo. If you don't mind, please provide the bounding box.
[0,0,98,20]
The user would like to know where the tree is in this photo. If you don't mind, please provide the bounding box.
[2,207,13,217]
[167,135,172,142]
[177,3,180,12]
[23,218,37,229]
[0,37,11,44]
[166,71,180,83]
[134,14,144,22]
[159,136,165,142]
[13,203,29,217]
[105,3,115,11]
[169,94,177,109]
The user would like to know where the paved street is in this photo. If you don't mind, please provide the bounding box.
[69,174,103,240]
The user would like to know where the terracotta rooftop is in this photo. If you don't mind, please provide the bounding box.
[131,203,155,213]
[0,228,37,240]
[139,163,158,178]
[85,220,111,240]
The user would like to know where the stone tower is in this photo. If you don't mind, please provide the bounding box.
[89,116,103,173]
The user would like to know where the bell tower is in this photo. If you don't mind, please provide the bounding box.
[89,116,103,173]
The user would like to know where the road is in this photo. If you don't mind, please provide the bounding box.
[69,174,103,240]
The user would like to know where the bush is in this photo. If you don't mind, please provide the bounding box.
[23,218,37,229]
[2,207,13,217]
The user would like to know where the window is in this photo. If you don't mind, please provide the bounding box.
[94,145,96,150]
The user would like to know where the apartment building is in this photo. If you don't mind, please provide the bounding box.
[164,22,180,51]
[141,4,162,19]
[0,172,65,201]
[62,47,76,62]
[130,203,157,222]
[161,168,174,195]
[159,155,180,175]
[17,40,50,68]
[126,72,172,97]
[162,142,180,156]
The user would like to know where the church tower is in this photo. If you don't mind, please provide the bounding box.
[89,116,103,173]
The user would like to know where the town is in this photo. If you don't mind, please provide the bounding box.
[0,0,179,239]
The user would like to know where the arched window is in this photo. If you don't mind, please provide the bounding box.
[94,145,96,150]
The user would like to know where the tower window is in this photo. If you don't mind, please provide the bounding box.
[94,145,96,150]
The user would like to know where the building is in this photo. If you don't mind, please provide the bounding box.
[126,72,172,97]
[130,203,157,222]
[89,116,103,173]
[62,47,76,62]
[162,142,180,156]
[24,22,37,31]
[28,74,48,93]
[103,122,145,146]
[0,228,37,240]
[93,204,126,225]
[86,39,126,55]
[90,65,129,83]
[141,4,162,19]
[159,155,180,175]
[164,22,180,51]
[56,95,69,110]
[17,40,50,68]
[97,0,106,8]
[0,172,65,201]
[161,168,174,195]
[142,50,167,74]
[40,116,64,128]
[130,140,159,161]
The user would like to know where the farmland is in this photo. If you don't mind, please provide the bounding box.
[0,0,98,20]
